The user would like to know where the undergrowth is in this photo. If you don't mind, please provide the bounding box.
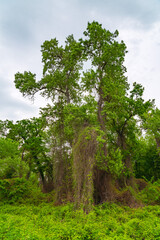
[1,202,160,239]
[1,178,160,239]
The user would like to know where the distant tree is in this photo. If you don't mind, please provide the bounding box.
[133,135,160,181]
[143,108,160,153]
[6,118,53,192]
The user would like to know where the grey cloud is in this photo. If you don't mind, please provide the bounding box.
[1,4,32,46]
[2,0,160,48]
[78,0,160,27]
[0,77,38,121]
[0,96,38,121]
[0,0,55,48]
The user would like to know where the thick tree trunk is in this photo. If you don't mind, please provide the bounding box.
[93,168,114,203]
[35,157,50,193]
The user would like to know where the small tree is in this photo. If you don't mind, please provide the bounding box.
[0,138,23,179]
[143,108,160,153]
[6,118,53,192]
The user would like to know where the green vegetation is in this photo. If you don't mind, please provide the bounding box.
[1,21,160,238]
[1,203,160,239]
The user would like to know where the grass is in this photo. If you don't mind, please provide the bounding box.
[1,202,160,239]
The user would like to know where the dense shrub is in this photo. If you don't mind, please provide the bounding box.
[0,178,30,203]
[138,180,160,204]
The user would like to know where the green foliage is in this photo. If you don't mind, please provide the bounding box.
[1,203,160,239]
[0,138,26,179]
[14,71,37,98]
[0,138,19,159]
[0,176,55,205]
[133,136,160,180]
[107,148,124,177]
[95,131,124,177]
[0,156,28,179]
[5,118,54,191]
[0,178,30,203]
[138,180,160,205]
[143,108,160,139]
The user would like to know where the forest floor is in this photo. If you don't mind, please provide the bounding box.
[0,202,160,239]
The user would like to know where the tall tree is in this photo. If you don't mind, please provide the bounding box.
[79,22,129,202]
[14,21,154,206]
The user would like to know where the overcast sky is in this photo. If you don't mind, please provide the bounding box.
[0,0,160,121]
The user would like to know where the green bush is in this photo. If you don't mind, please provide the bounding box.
[138,182,160,204]
[0,138,29,179]
[0,178,30,203]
